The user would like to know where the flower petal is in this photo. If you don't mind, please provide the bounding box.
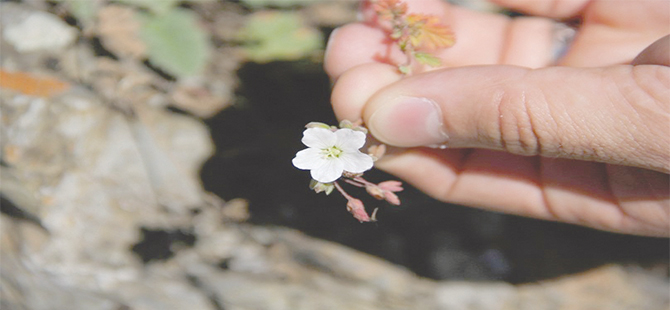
[292,148,324,170]
[310,158,344,183]
[334,128,367,151]
[339,151,374,174]
[302,127,336,149]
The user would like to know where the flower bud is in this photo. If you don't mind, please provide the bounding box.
[305,122,332,130]
[378,180,403,192]
[338,119,354,129]
[346,198,370,222]
[342,171,364,179]
[383,191,401,205]
[339,119,368,134]
[309,179,334,195]
[365,184,385,200]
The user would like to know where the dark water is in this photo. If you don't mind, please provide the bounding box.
[200,60,669,283]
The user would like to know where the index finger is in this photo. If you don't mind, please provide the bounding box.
[324,0,557,80]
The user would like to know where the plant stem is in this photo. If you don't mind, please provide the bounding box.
[353,176,376,187]
[333,181,355,201]
[343,178,365,188]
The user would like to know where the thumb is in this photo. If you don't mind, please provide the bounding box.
[361,65,669,173]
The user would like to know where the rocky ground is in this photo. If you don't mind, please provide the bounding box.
[1,0,668,309]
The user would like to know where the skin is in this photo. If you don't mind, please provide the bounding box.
[324,0,670,236]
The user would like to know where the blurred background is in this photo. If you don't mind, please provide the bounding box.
[1,0,668,309]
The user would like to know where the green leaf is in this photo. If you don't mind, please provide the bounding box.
[117,0,178,15]
[54,0,98,22]
[414,52,442,67]
[139,8,211,78]
[238,11,323,63]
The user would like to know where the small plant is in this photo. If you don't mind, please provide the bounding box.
[293,0,455,222]
[373,0,455,74]
[139,7,211,77]
[238,11,323,63]
[292,121,403,222]
[56,0,212,78]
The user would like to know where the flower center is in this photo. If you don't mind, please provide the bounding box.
[323,146,343,158]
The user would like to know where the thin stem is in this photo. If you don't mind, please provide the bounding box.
[333,181,355,201]
[400,37,414,71]
[353,176,377,187]
[343,178,365,188]
[388,12,414,74]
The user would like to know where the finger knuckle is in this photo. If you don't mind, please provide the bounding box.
[496,85,557,156]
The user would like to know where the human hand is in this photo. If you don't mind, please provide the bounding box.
[324,0,669,236]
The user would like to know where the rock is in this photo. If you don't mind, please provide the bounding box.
[435,282,516,310]
[1,86,213,292]
[1,4,77,53]
[511,265,670,310]
[0,217,120,310]
[96,5,146,59]
[170,77,233,118]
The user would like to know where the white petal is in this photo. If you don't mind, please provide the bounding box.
[302,128,336,149]
[292,148,324,170]
[334,128,367,151]
[339,151,374,174]
[310,158,344,183]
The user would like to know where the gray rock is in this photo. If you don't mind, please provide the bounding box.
[1,4,77,53]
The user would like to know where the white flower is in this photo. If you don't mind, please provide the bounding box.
[292,127,374,183]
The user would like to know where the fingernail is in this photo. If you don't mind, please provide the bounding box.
[368,97,449,147]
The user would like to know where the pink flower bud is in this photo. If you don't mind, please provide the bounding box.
[383,191,401,205]
[378,180,403,192]
[365,184,385,200]
[346,198,371,222]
